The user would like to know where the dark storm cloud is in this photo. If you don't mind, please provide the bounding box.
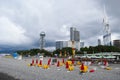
[0,0,119,50]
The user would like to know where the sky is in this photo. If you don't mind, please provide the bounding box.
[0,0,120,51]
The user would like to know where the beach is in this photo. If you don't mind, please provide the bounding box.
[0,57,120,80]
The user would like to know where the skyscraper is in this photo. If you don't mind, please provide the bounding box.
[70,27,80,41]
[56,41,73,50]
[56,27,80,51]
[70,27,76,41]
[113,40,120,49]
[70,27,80,51]
[103,6,111,46]
[80,42,84,48]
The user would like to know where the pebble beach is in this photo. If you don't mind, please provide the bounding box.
[0,57,120,80]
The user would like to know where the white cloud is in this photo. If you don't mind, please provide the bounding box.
[0,16,32,45]
[0,0,119,48]
[111,33,120,41]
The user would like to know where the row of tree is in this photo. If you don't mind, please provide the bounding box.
[80,45,120,54]
[17,45,120,57]
[17,49,52,57]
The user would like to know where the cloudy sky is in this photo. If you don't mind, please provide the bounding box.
[0,0,120,51]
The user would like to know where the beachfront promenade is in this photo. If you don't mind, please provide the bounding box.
[0,57,120,80]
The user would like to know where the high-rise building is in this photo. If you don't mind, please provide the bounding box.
[56,27,80,51]
[56,41,70,50]
[56,41,80,50]
[113,40,120,49]
[98,39,101,45]
[80,42,84,48]
[75,41,80,50]
[70,27,80,41]
[70,27,76,41]
[56,41,63,50]
[103,6,111,46]
[70,27,80,51]
[74,31,80,41]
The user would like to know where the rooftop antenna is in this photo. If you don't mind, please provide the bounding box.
[103,5,111,46]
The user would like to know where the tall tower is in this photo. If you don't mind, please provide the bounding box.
[70,27,80,41]
[103,6,111,46]
[70,27,80,57]
[70,27,76,41]
[40,32,46,49]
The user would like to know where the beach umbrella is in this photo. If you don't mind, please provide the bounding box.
[36,59,38,65]
[39,60,42,65]
[31,59,34,66]
[66,62,69,69]
[38,60,42,67]
[57,61,60,67]
[80,63,84,71]
[47,58,51,66]
[62,58,64,64]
